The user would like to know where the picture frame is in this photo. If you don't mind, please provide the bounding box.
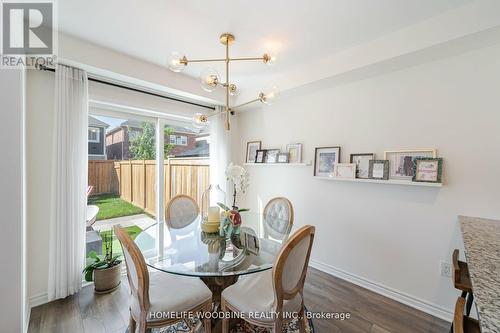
[286,143,303,164]
[314,146,341,177]
[255,149,267,163]
[265,149,280,163]
[245,232,260,255]
[413,158,443,183]
[246,141,261,163]
[277,153,289,163]
[333,163,356,179]
[369,160,389,180]
[350,153,375,179]
[384,149,437,180]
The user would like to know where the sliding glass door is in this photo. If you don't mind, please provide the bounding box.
[87,112,161,259]
[87,108,210,261]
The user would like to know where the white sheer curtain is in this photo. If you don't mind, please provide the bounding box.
[209,106,232,197]
[48,65,89,300]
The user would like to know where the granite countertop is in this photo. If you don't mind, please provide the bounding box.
[459,216,500,333]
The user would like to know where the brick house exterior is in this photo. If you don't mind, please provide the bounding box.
[105,120,203,160]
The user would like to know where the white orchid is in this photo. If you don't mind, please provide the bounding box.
[225,163,249,193]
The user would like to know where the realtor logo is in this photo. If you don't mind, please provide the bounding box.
[2,2,53,54]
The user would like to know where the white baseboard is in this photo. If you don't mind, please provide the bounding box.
[29,292,48,309]
[309,259,453,323]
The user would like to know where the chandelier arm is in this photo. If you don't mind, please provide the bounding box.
[229,57,266,62]
[182,58,226,64]
[205,110,223,119]
[231,98,261,110]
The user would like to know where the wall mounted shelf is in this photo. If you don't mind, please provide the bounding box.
[313,176,442,187]
[244,161,311,167]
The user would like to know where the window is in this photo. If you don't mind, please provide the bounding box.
[88,127,100,143]
[128,129,140,141]
[170,134,188,146]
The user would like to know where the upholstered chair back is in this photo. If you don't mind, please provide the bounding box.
[263,197,294,241]
[273,225,315,308]
[166,195,199,229]
[114,226,150,315]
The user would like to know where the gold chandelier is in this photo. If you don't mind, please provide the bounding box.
[168,33,279,131]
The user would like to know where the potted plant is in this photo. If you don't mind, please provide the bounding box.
[83,230,122,294]
[217,163,250,239]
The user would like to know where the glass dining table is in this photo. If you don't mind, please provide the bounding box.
[133,212,290,303]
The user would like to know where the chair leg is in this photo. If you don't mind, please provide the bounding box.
[273,319,283,333]
[137,318,147,333]
[204,302,212,333]
[221,299,229,333]
[298,307,306,333]
[129,313,136,333]
[465,292,474,316]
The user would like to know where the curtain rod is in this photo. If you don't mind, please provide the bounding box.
[38,65,216,111]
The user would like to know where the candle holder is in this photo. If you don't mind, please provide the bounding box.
[201,184,226,233]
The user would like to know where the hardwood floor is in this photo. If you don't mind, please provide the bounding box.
[28,268,450,333]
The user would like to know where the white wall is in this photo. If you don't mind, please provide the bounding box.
[235,43,500,319]
[0,69,27,332]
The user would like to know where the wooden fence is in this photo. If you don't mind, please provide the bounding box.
[88,160,119,194]
[88,158,210,216]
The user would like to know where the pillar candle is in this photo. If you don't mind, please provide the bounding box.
[208,206,220,223]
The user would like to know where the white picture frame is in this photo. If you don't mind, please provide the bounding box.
[286,143,303,164]
[350,153,375,179]
[265,149,280,163]
[384,149,437,180]
[333,163,356,179]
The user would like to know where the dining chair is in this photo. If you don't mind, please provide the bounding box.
[453,297,480,333]
[450,249,475,333]
[114,226,212,333]
[221,225,315,333]
[166,194,200,229]
[263,197,294,241]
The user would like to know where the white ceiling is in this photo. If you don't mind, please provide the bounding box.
[58,0,471,93]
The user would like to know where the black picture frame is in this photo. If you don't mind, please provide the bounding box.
[412,158,443,183]
[314,146,341,177]
[255,149,267,163]
[369,160,389,180]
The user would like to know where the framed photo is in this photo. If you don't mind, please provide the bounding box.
[246,141,261,163]
[244,232,259,255]
[413,158,443,183]
[255,149,267,163]
[286,143,303,164]
[369,160,389,180]
[384,149,437,180]
[333,163,356,179]
[265,149,280,163]
[314,146,341,177]
[350,153,375,179]
[277,153,289,163]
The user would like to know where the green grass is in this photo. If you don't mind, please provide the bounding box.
[99,225,142,256]
[88,193,144,221]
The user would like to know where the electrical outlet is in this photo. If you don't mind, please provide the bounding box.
[440,261,452,277]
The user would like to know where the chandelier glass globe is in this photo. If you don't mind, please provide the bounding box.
[168,51,186,72]
[200,68,219,92]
